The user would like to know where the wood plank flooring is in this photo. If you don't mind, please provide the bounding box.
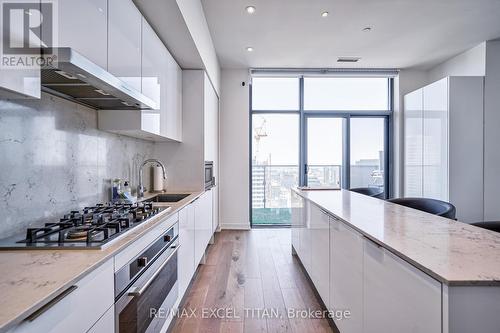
[171,229,333,333]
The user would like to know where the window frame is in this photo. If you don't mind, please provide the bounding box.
[249,75,394,227]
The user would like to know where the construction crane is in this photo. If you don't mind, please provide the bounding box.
[253,116,268,157]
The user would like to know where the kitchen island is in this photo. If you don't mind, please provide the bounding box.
[292,188,500,333]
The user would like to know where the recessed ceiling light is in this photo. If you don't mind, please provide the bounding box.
[321,11,329,17]
[246,47,254,52]
[363,27,372,32]
[246,6,256,14]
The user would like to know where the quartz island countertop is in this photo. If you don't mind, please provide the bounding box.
[293,188,500,286]
[0,190,205,333]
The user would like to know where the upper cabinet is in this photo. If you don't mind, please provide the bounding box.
[0,1,41,98]
[98,1,183,142]
[45,0,108,68]
[107,0,142,91]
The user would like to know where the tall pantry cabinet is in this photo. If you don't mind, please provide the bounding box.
[403,76,484,223]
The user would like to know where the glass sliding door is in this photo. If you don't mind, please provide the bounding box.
[305,117,344,188]
[250,77,300,226]
[350,117,387,195]
[250,75,392,227]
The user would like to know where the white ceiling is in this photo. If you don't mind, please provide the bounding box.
[201,0,500,69]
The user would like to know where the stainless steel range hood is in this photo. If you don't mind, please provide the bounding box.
[41,48,156,110]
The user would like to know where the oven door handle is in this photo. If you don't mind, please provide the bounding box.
[127,244,180,297]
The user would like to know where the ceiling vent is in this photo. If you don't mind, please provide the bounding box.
[337,57,361,63]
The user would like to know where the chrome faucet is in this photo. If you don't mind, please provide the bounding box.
[138,159,167,199]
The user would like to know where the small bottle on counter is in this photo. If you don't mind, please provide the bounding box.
[111,178,121,202]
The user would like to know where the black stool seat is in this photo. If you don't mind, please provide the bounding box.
[470,222,500,233]
[387,197,456,219]
[350,187,384,199]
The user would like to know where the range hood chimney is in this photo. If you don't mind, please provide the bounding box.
[41,48,156,110]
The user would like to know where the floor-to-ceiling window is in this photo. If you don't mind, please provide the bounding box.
[250,74,392,227]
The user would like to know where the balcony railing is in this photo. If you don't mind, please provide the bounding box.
[251,164,383,225]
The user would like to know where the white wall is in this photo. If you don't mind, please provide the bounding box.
[427,42,486,83]
[176,0,221,95]
[483,40,500,220]
[219,69,250,229]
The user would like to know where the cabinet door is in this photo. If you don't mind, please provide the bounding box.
[194,191,213,266]
[363,239,441,333]
[291,191,304,255]
[10,259,114,333]
[162,50,183,141]
[310,204,330,306]
[0,1,40,99]
[141,18,162,135]
[178,206,195,297]
[330,218,363,333]
[45,0,107,68]
[404,89,423,197]
[108,0,141,91]
[299,200,312,272]
[87,305,114,333]
[423,77,449,201]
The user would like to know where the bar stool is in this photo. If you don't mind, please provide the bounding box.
[386,197,456,219]
[350,187,385,199]
[470,222,500,233]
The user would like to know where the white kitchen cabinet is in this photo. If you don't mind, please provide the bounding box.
[98,17,182,142]
[178,205,196,297]
[86,305,114,333]
[204,76,219,230]
[291,191,303,255]
[44,0,108,68]
[309,204,330,306]
[9,259,114,333]
[0,1,40,99]
[404,89,423,197]
[423,78,449,201]
[298,200,312,272]
[194,190,213,266]
[330,217,363,333]
[363,238,441,333]
[107,0,142,91]
[403,76,484,222]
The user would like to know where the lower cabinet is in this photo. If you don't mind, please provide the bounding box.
[291,194,444,333]
[363,238,442,333]
[9,259,114,333]
[298,200,312,272]
[178,205,196,297]
[330,217,363,333]
[194,189,213,265]
[86,306,114,333]
[310,204,330,306]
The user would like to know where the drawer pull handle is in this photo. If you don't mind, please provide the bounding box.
[26,285,78,322]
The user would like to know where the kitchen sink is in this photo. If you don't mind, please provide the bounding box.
[145,193,190,203]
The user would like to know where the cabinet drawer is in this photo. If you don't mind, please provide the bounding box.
[114,212,179,271]
[363,239,441,333]
[10,259,114,333]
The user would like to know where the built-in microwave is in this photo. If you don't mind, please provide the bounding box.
[205,161,215,189]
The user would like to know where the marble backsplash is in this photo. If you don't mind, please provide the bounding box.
[0,93,155,238]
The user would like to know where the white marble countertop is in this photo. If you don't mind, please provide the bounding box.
[0,190,205,333]
[294,188,500,286]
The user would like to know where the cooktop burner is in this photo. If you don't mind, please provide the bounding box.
[0,202,165,250]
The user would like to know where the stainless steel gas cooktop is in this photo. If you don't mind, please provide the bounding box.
[0,202,166,250]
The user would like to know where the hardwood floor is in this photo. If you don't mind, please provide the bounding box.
[171,229,333,333]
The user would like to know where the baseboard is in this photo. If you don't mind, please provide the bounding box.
[220,222,251,230]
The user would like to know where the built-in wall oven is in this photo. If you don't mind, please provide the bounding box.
[115,223,179,333]
[205,161,215,189]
